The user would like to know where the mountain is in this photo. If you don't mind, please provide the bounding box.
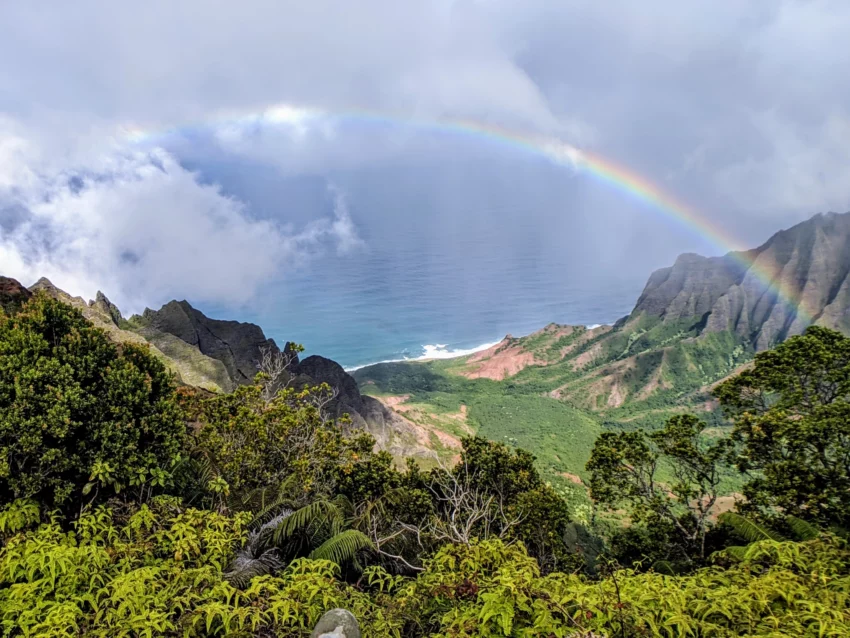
[130,300,280,390]
[0,277,31,314]
[633,211,850,349]
[352,211,850,492]
[6,211,850,481]
[2,276,441,464]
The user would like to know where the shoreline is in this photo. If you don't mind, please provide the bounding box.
[343,323,611,372]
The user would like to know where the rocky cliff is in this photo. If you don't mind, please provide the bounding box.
[0,277,32,314]
[356,211,850,424]
[633,211,850,350]
[3,276,438,463]
[132,300,280,387]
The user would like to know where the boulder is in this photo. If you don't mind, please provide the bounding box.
[310,608,360,638]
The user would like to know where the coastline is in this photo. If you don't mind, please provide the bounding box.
[343,323,612,372]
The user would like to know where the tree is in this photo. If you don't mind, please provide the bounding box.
[182,378,375,507]
[587,414,731,564]
[256,341,303,402]
[0,294,184,509]
[407,437,575,572]
[714,326,850,528]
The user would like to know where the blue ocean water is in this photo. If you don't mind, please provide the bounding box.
[195,173,651,369]
[189,154,706,371]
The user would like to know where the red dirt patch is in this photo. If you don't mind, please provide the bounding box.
[374,396,464,450]
[571,341,606,369]
[461,337,539,380]
[382,395,412,410]
[559,472,584,485]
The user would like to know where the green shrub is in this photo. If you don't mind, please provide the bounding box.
[0,295,183,510]
[5,503,847,637]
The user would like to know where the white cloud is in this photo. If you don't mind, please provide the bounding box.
[0,121,362,313]
[326,184,365,255]
[1,0,849,301]
[714,110,850,214]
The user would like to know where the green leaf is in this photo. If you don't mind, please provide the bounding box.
[308,529,374,565]
[718,512,786,543]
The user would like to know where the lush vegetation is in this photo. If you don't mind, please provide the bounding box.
[353,315,752,502]
[3,504,849,637]
[1,296,848,635]
[714,325,850,529]
[0,294,183,510]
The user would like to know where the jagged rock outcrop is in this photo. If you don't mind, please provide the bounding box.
[19,278,233,392]
[135,300,279,385]
[294,355,438,461]
[632,211,850,349]
[0,276,32,314]
[296,355,366,414]
[5,277,436,460]
[91,291,123,325]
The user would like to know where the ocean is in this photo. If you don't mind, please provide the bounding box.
[191,160,689,370]
[202,200,649,370]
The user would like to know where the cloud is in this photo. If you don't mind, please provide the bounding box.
[1,0,849,309]
[715,110,850,214]
[0,1,565,131]
[0,119,362,313]
[326,185,365,255]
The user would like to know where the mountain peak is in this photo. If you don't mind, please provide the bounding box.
[0,276,32,314]
[632,211,850,349]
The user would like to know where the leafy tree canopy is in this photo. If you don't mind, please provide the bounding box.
[714,325,850,528]
[587,414,732,565]
[0,294,183,509]
[181,380,375,506]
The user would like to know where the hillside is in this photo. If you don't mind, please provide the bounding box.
[5,211,849,490]
[1,275,443,465]
[354,211,850,492]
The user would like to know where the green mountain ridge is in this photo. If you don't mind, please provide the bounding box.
[5,211,850,492]
[3,275,442,465]
[353,211,850,494]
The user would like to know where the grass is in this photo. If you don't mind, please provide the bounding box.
[466,394,601,482]
[353,320,756,507]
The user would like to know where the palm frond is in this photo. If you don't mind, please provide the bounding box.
[272,499,343,545]
[224,514,289,587]
[224,548,284,588]
[718,512,786,543]
[309,529,375,565]
[786,515,820,541]
[248,491,296,530]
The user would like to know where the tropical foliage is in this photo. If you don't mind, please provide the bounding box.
[179,380,374,505]
[1,294,848,636]
[714,325,850,528]
[2,503,848,637]
[587,413,733,567]
[0,294,183,510]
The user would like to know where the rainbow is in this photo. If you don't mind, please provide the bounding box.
[123,103,809,324]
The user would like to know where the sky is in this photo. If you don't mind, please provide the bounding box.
[1,0,849,316]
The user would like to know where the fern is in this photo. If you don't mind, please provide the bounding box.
[309,529,375,565]
[247,493,293,531]
[723,545,749,562]
[718,512,787,543]
[786,515,820,541]
[271,499,344,545]
[224,513,290,587]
